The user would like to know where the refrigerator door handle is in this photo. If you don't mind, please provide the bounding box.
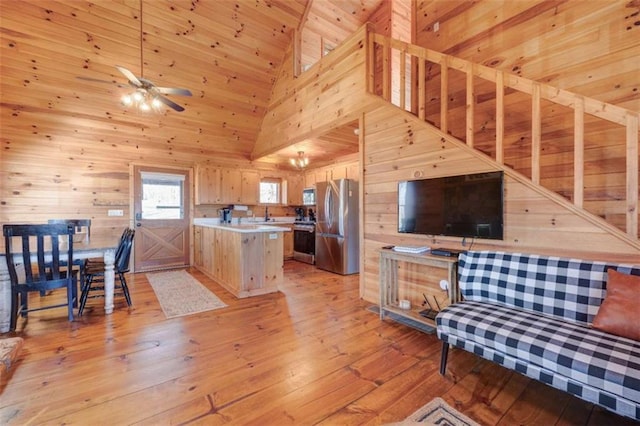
[325,184,333,230]
[338,182,345,237]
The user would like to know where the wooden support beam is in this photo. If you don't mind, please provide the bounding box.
[440,56,448,135]
[466,64,474,148]
[496,70,504,164]
[531,83,541,185]
[627,113,639,238]
[574,98,585,208]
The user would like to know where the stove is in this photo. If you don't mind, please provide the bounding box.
[293,221,315,264]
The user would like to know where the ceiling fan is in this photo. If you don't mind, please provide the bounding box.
[115,65,192,112]
[78,0,192,112]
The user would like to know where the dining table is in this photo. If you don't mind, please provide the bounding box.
[0,235,119,333]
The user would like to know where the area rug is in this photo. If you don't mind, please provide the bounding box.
[386,397,480,426]
[146,269,227,319]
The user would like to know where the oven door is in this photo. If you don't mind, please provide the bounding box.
[293,225,315,264]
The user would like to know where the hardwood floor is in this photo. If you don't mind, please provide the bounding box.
[0,261,635,425]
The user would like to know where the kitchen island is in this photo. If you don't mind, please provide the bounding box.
[193,220,288,298]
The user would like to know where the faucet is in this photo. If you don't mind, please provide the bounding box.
[264,206,269,222]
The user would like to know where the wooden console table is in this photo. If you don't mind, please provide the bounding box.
[378,249,459,328]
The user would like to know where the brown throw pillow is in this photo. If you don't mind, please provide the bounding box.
[592,269,640,341]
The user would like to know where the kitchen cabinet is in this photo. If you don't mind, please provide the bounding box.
[241,171,259,205]
[330,166,347,180]
[304,172,316,188]
[346,162,360,181]
[193,224,283,298]
[283,228,293,259]
[195,165,221,205]
[196,166,260,205]
[220,168,242,204]
[286,174,304,206]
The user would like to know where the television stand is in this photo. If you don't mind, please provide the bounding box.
[378,249,459,328]
[430,248,467,257]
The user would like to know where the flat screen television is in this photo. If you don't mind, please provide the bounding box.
[398,171,504,240]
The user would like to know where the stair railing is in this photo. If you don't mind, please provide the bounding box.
[367,31,639,239]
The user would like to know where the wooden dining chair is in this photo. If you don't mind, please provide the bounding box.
[78,228,135,315]
[48,219,91,244]
[3,223,78,331]
[46,219,91,295]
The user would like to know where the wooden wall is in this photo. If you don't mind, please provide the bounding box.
[360,103,640,304]
[252,25,377,159]
[1,140,300,239]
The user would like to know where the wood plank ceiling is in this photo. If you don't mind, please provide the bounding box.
[0,0,381,169]
[2,1,636,172]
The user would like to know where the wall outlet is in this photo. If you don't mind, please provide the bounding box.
[433,21,440,32]
[108,209,124,217]
[246,210,252,216]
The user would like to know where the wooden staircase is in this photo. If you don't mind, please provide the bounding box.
[366,28,639,242]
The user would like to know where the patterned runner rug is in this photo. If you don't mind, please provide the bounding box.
[146,269,227,319]
[386,397,480,426]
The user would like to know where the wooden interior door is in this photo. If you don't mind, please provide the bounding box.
[133,166,190,272]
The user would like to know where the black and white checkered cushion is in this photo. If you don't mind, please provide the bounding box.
[437,301,640,419]
[437,251,640,420]
[458,251,640,325]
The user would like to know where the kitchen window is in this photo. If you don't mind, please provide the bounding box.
[259,178,281,204]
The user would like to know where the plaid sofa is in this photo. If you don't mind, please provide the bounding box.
[436,251,640,420]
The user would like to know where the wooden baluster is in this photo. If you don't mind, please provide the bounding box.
[367,26,375,95]
[382,38,390,102]
[292,28,301,77]
[399,48,406,111]
[574,97,585,208]
[496,70,504,164]
[466,64,474,147]
[440,56,448,134]
[627,113,639,237]
[531,83,541,185]
[418,58,426,120]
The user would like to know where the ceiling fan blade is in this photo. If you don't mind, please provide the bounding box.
[115,65,142,87]
[156,94,185,112]
[155,87,193,96]
[76,76,127,88]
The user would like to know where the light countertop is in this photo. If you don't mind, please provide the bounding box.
[193,219,291,233]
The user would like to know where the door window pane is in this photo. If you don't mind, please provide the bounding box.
[141,172,184,219]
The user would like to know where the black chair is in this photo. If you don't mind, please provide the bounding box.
[3,223,78,331]
[48,219,91,244]
[46,219,91,295]
[83,227,128,269]
[78,228,135,315]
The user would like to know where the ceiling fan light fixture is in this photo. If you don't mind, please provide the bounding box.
[139,101,150,112]
[121,94,132,106]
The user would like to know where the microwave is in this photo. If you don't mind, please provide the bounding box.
[302,188,316,205]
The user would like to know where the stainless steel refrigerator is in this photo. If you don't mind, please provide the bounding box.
[315,178,359,275]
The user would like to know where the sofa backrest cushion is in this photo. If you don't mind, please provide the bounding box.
[458,251,640,325]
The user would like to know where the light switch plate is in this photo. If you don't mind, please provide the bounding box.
[108,209,124,217]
